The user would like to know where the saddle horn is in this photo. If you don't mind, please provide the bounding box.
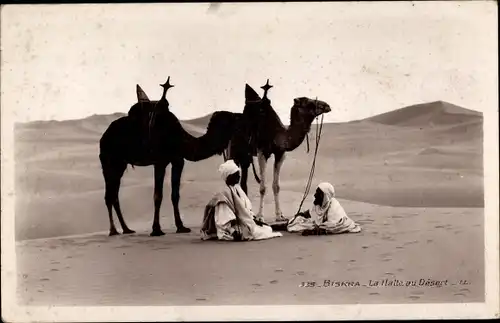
[261,79,273,99]
[159,76,174,101]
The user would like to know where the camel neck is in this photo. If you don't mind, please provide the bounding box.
[180,127,219,162]
[279,110,314,151]
[179,117,231,162]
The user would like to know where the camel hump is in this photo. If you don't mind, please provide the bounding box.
[136,84,150,103]
[245,84,261,102]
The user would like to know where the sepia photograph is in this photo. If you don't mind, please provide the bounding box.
[1,1,499,321]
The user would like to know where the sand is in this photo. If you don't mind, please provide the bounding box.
[17,198,483,306]
[13,101,485,305]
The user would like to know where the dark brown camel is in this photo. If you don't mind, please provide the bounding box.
[231,80,332,222]
[99,78,237,236]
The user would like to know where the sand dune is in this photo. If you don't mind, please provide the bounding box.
[365,101,482,127]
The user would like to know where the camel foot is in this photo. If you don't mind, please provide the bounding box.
[176,226,191,233]
[109,228,120,236]
[123,229,136,234]
[275,214,288,222]
[150,229,166,237]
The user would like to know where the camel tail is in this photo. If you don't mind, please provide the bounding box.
[251,156,261,184]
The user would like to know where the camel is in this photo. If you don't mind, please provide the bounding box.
[99,77,237,236]
[231,80,332,223]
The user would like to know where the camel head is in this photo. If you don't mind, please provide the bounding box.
[291,97,331,122]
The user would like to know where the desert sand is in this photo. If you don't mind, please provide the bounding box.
[14,100,484,305]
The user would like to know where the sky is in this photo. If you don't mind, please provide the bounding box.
[1,1,497,124]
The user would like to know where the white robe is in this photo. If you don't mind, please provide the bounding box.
[287,197,361,234]
[201,184,283,241]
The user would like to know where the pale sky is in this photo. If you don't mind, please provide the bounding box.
[1,1,497,124]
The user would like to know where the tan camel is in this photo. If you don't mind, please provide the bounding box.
[244,80,331,222]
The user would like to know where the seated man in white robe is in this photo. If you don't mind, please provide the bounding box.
[287,182,361,235]
[201,160,283,241]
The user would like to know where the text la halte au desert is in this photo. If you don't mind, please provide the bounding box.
[299,278,470,288]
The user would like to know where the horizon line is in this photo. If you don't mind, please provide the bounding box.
[14,99,483,126]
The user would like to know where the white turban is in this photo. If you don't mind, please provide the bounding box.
[318,182,335,200]
[315,182,336,213]
[218,160,240,181]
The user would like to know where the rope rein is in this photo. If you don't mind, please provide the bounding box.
[295,98,324,217]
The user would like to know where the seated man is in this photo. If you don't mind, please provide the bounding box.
[287,182,361,235]
[200,160,283,241]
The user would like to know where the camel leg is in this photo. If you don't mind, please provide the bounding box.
[240,159,249,195]
[151,163,167,236]
[114,199,135,234]
[256,151,267,221]
[171,158,191,233]
[105,180,119,236]
[273,151,287,222]
[103,161,127,236]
